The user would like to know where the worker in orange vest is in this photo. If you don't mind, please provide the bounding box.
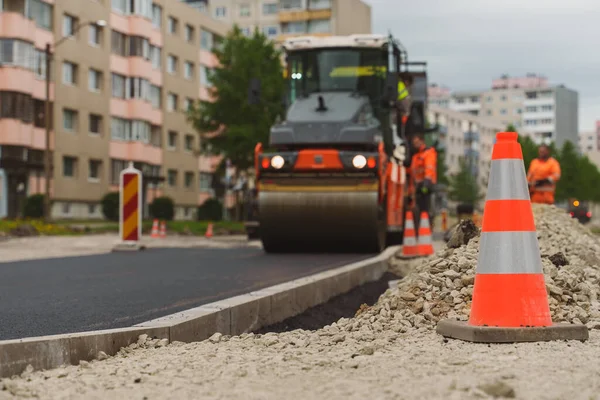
[408,133,437,231]
[527,144,561,204]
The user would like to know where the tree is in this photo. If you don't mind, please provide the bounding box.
[577,155,600,202]
[517,134,539,173]
[436,146,449,185]
[447,157,483,206]
[555,140,580,203]
[186,25,286,171]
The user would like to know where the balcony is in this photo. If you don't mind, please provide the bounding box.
[463,131,479,142]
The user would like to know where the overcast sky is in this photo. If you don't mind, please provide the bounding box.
[363,0,600,131]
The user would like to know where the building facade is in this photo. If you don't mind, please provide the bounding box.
[184,0,371,41]
[0,0,229,219]
[428,74,579,149]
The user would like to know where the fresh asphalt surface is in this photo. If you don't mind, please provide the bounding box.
[0,246,374,340]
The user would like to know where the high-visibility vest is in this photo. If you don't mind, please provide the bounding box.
[398,81,409,101]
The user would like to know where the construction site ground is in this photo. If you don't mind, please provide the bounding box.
[2,205,600,399]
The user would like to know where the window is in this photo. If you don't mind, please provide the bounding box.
[111,118,151,143]
[89,114,102,135]
[500,95,507,101]
[167,55,177,74]
[150,45,161,69]
[128,77,150,100]
[30,0,53,31]
[541,105,554,112]
[89,24,102,46]
[200,30,213,50]
[88,68,102,92]
[199,172,212,190]
[240,27,251,37]
[152,4,162,28]
[514,108,522,115]
[0,91,34,124]
[525,106,537,112]
[112,0,152,18]
[33,48,48,79]
[263,2,278,14]
[500,109,507,115]
[282,21,307,34]
[111,73,127,98]
[167,93,178,111]
[199,65,208,86]
[63,156,76,177]
[63,109,77,131]
[88,204,97,215]
[184,172,194,189]
[280,0,303,10]
[150,125,162,146]
[215,6,226,17]
[0,39,35,71]
[168,17,178,34]
[63,14,77,38]
[168,169,177,187]
[168,131,178,149]
[308,19,330,33]
[309,0,331,9]
[128,36,150,59]
[111,31,127,56]
[184,61,194,79]
[184,97,193,111]
[88,159,102,181]
[33,98,52,128]
[240,4,251,16]
[184,134,194,151]
[150,85,161,108]
[62,61,77,85]
[185,25,194,42]
[263,25,278,37]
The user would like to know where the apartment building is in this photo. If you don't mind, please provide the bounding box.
[429,74,579,149]
[0,0,229,219]
[427,104,505,194]
[183,0,371,41]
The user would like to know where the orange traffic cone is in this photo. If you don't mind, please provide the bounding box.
[436,131,588,343]
[150,219,160,238]
[399,211,418,258]
[417,212,434,256]
[159,221,166,238]
[205,223,213,238]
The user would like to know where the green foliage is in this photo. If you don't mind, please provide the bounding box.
[447,157,483,205]
[197,198,223,221]
[577,155,600,203]
[517,134,539,171]
[555,140,580,203]
[186,25,286,170]
[149,196,175,221]
[23,194,45,219]
[436,146,449,185]
[101,192,119,222]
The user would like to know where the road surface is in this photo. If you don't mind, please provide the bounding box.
[0,247,373,340]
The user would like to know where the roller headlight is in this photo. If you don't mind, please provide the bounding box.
[352,155,367,169]
[271,155,285,169]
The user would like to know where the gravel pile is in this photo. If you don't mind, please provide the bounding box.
[2,204,600,399]
[381,203,600,332]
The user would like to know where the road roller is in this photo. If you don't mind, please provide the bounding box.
[252,33,429,253]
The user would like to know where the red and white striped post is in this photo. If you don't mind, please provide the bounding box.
[114,162,144,251]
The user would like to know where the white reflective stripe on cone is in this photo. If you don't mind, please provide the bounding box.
[404,236,417,245]
[419,218,430,229]
[476,231,543,274]
[418,234,432,244]
[486,159,530,200]
[405,220,415,229]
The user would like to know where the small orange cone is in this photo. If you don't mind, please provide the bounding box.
[417,212,434,256]
[205,223,213,238]
[159,221,166,238]
[436,131,588,343]
[150,219,160,238]
[399,211,418,258]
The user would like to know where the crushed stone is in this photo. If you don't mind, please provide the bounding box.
[2,204,600,399]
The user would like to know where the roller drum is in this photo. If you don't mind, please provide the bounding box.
[258,188,385,253]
